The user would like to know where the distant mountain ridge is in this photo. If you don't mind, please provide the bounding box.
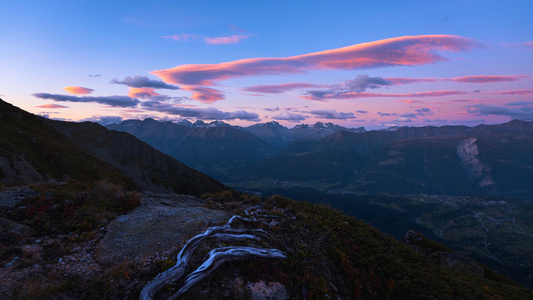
[106,119,366,180]
[240,120,533,198]
[107,117,533,199]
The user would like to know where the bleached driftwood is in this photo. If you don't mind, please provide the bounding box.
[169,246,286,299]
[139,213,282,300]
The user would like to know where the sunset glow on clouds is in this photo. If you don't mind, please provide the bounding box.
[161,33,254,45]
[63,86,94,95]
[35,104,69,109]
[151,35,482,86]
[127,87,159,99]
[2,1,532,129]
[301,90,468,101]
[242,83,326,94]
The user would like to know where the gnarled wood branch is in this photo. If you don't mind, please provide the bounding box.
[169,247,286,299]
[139,214,280,300]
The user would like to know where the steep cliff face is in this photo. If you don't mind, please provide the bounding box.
[456,138,494,187]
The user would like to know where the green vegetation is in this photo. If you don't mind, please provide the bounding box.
[195,192,533,299]
[1,180,140,235]
[255,188,533,290]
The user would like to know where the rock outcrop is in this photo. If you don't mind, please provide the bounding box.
[94,193,231,265]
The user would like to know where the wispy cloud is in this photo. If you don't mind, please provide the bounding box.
[387,75,529,84]
[302,90,467,101]
[271,112,307,122]
[127,87,187,103]
[307,109,356,119]
[450,75,529,83]
[377,112,398,117]
[204,34,254,45]
[32,93,139,108]
[181,86,225,102]
[161,33,254,45]
[111,75,180,90]
[424,118,447,123]
[303,74,528,100]
[35,104,69,109]
[384,77,439,85]
[397,100,424,103]
[63,86,94,95]
[152,35,482,86]
[415,107,433,116]
[524,41,533,49]
[506,100,533,107]
[493,90,533,95]
[466,103,533,120]
[242,82,325,94]
[141,101,260,121]
[79,115,123,125]
[127,87,160,98]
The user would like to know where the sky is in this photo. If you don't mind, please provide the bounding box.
[1,0,532,129]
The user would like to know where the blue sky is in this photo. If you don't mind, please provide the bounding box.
[1,0,532,129]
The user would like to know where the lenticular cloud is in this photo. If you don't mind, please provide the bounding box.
[151,35,482,86]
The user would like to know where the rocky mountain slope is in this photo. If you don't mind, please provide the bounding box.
[47,120,225,196]
[0,99,224,196]
[0,100,133,188]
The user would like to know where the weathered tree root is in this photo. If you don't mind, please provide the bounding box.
[169,246,287,299]
[139,214,284,300]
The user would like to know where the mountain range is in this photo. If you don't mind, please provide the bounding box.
[107,117,533,199]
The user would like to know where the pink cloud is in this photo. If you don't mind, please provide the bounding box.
[35,104,69,109]
[161,33,254,45]
[205,34,253,45]
[242,82,326,93]
[152,35,482,86]
[127,87,160,98]
[397,100,424,103]
[383,75,529,85]
[161,33,199,41]
[493,90,533,95]
[181,86,225,102]
[384,77,439,85]
[450,75,529,83]
[523,42,533,49]
[302,90,467,101]
[63,86,94,95]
